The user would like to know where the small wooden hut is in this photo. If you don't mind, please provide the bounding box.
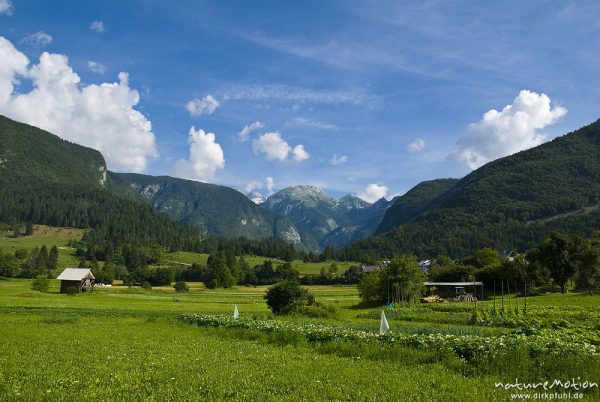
[57,268,95,294]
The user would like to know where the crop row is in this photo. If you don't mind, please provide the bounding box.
[180,313,599,360]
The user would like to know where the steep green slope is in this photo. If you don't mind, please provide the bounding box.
[262,185,391,248]
[0,115,106,187]
[341,118,600,259]
[114,174,318,251]
[0,114,200,249]
[375,179,460,234]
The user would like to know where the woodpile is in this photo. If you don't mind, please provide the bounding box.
[420,295,444,303]
[449,294,478,302]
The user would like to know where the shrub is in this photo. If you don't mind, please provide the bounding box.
[264,281,314,315]
[31,275,49,292]
[141,281,152,290]
[174,281,189,292]
[66,286,78,296]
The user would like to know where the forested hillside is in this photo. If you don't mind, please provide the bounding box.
[375,179,459,235]
[114,174,318,251]
[0,115,106,187]
[0,115,201,250]
[339,118,600,260]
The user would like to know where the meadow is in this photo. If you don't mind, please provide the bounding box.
[1,229,599,400]
[0,277,599,401]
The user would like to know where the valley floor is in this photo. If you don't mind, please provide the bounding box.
[0,279,599,401]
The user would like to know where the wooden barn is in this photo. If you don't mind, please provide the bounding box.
[57,268,95,294]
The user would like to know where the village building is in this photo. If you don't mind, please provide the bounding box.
[360,263,379,273]
[56,268,95,294]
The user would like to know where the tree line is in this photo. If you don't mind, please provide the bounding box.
[356,231,600,304]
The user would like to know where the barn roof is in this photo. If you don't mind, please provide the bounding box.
[57,268,95,281]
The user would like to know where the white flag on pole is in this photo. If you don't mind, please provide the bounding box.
[379,310,389,335]
[234,304,239,320]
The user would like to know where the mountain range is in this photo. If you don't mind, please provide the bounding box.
[3,113,600,259]
[261,185,392,249]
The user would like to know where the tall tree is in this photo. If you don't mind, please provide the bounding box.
[532,232,579,294]
[575,234,600,295]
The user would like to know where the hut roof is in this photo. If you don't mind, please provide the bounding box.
[57,268,95,281]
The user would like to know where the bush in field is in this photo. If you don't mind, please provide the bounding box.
[31,275,49,292]
[150,267,173,286]
[141,281,152,290]
[65,286,78,296]
[358,255,425,304]
[174,281,189,292]
[265,281,314,315]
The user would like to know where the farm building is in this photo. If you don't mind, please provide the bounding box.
[57,268,95,294]
[360,263,379,273]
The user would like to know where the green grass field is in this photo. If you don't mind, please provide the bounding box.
[2,227,359,277]
[0,278,598,401]
[2,230,599,400]
[0,225,84,270]
[162,250,359,275]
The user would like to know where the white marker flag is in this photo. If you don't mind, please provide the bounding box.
[380,310,389,335]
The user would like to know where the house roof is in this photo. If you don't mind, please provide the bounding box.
[57,268,95,281]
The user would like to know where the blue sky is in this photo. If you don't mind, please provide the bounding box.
[1,0,600,201]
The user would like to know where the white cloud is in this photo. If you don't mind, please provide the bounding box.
[170,127,224,182]
[237,121,264,141]
[292,145,309,162]
[449,90,567,169]
[330,153,348,165]
[21,32,53,46]
[0,37,28,106]
[266,176,275,194]
[252,131,309,162]
[0,0,13,15]
[90,21,105,33]
[244,176,275,195]
[185,95,219,117]
[252,132,290,161]
[357,183,388,203]
[408,138,426,152]
[0,37,157,172]
[285,117,337,130]
[221,83,367,106]
[87,61,107,75]
[244,180,263,193]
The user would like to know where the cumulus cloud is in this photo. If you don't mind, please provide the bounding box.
[237,121,264,141]
[244,180,263,193]
[266,176,275,194]
[88,61,107,74]
[90,21,104,33]
[292,145,309,162]
[407,138,426,152]
[357,183,388,203]
[244,176,275,195]
[185,95,219,117]
[252,132,309,162]
[170,127,224,182]
[0,0,13,15]
[21,32,53,46]
[449,90,567,169]
[0,36,157,172]
[330,153,348,165]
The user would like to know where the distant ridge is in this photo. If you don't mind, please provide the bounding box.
[341,118,600,259]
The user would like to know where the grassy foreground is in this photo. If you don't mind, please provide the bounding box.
[1,279,599,401]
